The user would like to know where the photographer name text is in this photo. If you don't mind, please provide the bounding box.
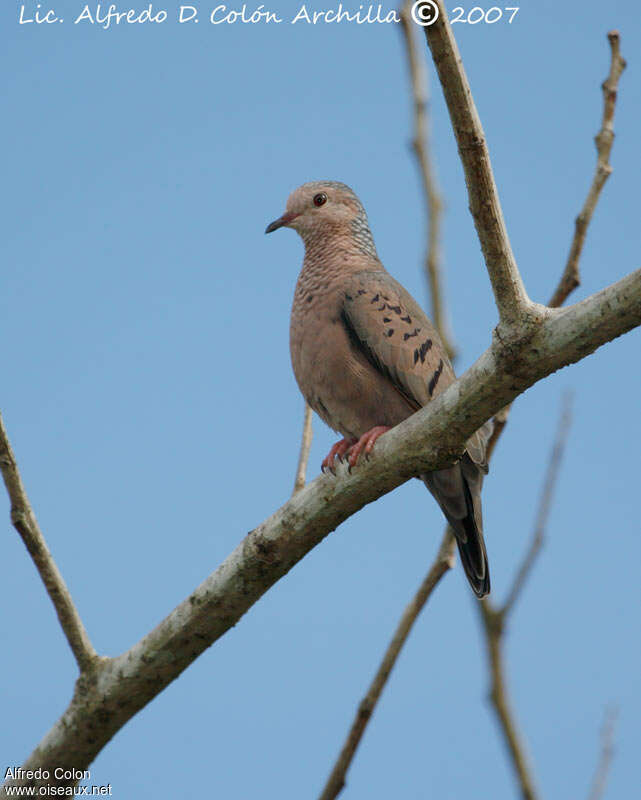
[17,3,520,28]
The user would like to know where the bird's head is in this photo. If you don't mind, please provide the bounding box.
[265,181,377,257]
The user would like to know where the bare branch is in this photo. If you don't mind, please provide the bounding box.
[549,31,627,308]
[3,15,640,795]
[502,394,573,616]
[422,4,532,328]
[487,28,625,472]
[477,399,574,800]
[399,2,455,360]
[3,267,639,796]
[292,402,314,494]
[318,529,455,800]
[587,706,618,800]
[478,600,539,800]
[485,403,511,462]
[0,413,98,673]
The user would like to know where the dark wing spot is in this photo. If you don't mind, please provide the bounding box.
[378,304,386,311]
[345,293,353,301]
[386,304,402,315]
[401,315,411,323]
[403,327,420,341]
[341,310,419,411]
[413,349,419,365]
[307,295,314,303]
[386,329,394,337]
[317,398,330,417]
[428,359,444,396]
[382,294,390,301]
[383,317,392,323]
[419,338,433,363]
[370,293,380,303]
[357,289,366,295]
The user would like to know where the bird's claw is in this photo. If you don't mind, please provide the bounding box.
[321,437,356,475]
[345,426,391,469]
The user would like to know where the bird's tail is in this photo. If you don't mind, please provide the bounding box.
[421,455,490,598]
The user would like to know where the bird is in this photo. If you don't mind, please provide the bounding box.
[265,181,492,597]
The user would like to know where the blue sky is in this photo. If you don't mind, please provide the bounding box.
[2,0,640,797]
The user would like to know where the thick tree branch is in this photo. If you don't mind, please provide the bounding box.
[318,529,456,800]
[549,31,626,308]
[399,2,455,360]
[292,402,314,494]
[0,413,98,673]
[3,267,640,796]
[422,3,532,328]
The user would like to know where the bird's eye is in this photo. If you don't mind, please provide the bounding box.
[313,192,328,207]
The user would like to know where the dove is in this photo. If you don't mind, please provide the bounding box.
[266,181,492,597]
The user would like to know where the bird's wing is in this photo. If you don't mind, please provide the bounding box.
[341,269,491,471]
[341,270,455,411]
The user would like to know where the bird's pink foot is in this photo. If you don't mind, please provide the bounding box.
[346,426,391,469]
[322,437,356,474]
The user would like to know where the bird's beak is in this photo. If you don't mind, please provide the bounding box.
[265,212,298,234]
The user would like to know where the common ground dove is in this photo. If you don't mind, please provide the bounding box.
[266,181,492,597]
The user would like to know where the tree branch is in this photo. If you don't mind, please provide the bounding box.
[502,393,573,616]
[477,398,573,800]
[292,402,314,494]
[478,599,538,800]
[0,413,98,674]
[549,31,627,308]
[422,3,532,328]
[319,25,626,800]
[318,529,455,800]
[486,27,625,468]
[399,1,455,360]
[3,13,639,795]
[587,706,618,800]
[3,266,640,795]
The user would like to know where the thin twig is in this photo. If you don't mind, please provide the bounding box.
[399,2,455,360]
[478,600,538,800]
[318,529,456,800]
[292,402,313,494]
[502,393,573,615]
[587,706,618,800]
[488,30,625,471]
[0,412,98,673]
[549,31,626,308]
[477,399,574,800]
